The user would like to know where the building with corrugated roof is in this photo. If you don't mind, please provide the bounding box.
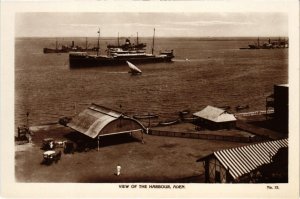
[67,103,145,150]
[197,138,288,183]
[193,105,237,130]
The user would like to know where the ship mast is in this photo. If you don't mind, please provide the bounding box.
[152,28,155,54]
[97,28,100,56]
[118,32,120,46]
[55,38,58,50]
[85,37,88,50]
[137,32,139,45]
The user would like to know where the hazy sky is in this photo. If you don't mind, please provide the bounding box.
[15,12,288,37]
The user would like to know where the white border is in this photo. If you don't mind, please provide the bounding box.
[1,1,299,198]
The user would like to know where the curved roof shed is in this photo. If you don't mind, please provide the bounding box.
[67,104,145,139]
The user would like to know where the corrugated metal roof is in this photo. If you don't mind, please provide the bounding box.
[193,105,236,123]
[199,139,288,179]
[67,104,122,138]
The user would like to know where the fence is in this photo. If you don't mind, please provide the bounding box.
[234,110,274,117]
[148,130,266,143]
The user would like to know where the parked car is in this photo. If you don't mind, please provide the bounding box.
[41,138,55,150]
[15,125,32,144]
[41,150,61,165]
[58,116,72,126]
[63,141,75,154]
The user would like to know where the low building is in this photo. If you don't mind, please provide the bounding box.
[197,138,288,183]
[67,103,145,149]
[193,105,237,130]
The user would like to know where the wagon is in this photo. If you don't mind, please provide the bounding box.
[41,150,61,165]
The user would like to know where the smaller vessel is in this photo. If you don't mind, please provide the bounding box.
[218,106,231,110]
[178,109,190,118]
[133,114,159,119]
[127,61,142,75]
[157,119,180,126]
[235,105,249,112]
[240,37,288,50]
[43,39,99,54]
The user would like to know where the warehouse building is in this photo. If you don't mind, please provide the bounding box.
[193,105,237,130]
[67,103,146,150]
[197,138,288,183]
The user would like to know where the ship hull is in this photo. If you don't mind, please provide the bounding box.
[69,54,174,68]
[43,48,98,54]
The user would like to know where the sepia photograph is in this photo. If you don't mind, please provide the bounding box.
[1,1,299,198]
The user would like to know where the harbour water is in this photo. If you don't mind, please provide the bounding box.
[15,37,288,127]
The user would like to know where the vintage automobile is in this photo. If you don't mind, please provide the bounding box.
[58,116,72,126]
[41,150,61,165]
[63,141,75,154]
[41,138,55,150]
[15,125,32,144]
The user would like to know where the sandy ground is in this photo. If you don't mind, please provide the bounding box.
[15,124,248,183]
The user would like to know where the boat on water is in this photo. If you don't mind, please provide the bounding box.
[235,105,249,111]
[133,114,159,120]
[240,37,288,50]
[43,39,99,54]
[127,61,142,75]
[157,119,180,126]
[69,28,174,68]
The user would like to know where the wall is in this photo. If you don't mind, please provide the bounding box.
[274,85,288,133]
[196,118,236,130]
[207,157,228,183]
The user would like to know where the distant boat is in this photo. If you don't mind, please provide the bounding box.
[235,105,249,111]
[133,114,159,119]
[240,37,288,50]
[179,109,190,116]
[218,106,231,110]
[127,61,142,75]
[43,39,98,54]
[158,119,180,126]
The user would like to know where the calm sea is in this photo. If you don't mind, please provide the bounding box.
[15,37,288,127]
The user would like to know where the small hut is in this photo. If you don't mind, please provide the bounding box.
[67,103,145,150]
[193,105,236,130]
[197,138,288,183]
